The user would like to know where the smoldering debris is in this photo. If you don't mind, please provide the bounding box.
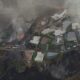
[0,0,80,80]
[0,8,80,80]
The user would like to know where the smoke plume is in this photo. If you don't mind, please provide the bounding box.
[65,0,80,23]
[0,0,65,41]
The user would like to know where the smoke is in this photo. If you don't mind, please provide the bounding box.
[2,0,80,41]
[0,0,65,21]
[17,0,65,20]
[64,0,80,23]
[0,0,65,41]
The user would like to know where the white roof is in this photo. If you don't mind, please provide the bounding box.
[35,52,44,62]
[51,14,60,20]
[54,29,64,36]
[30,36,40,45]
[51,10,67,20]
[41,28,54,35]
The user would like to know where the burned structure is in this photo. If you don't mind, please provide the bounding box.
[0,0,80,80]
